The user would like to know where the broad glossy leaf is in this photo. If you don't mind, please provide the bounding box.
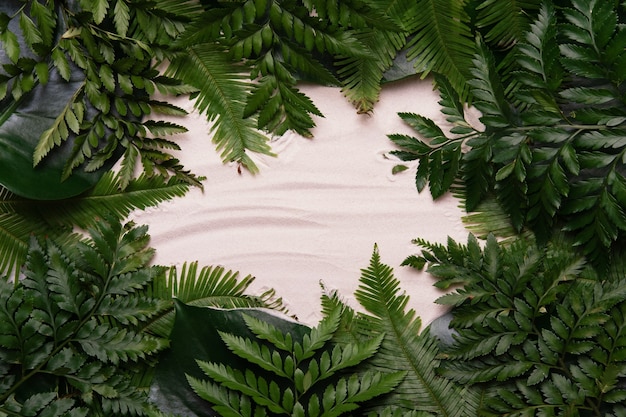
[150,302,309,417]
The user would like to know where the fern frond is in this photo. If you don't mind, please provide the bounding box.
[166,42,274,173]
[460,196,526,241]
[186,374,258,417]
[338,28,406,113]
[43,172,191,229]
[0,216,168,415]
[196,361,287,414]
[218,330,290,378]
[468,37,516,127]
[77,318,166,364]
[346,246,481,416]
[0,171,189,278]
[316,371,406,415]
[413,231,626,415]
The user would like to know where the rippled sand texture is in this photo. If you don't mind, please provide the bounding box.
[131,77,468,325]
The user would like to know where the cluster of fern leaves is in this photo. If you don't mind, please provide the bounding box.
[187,306,406,417]
[177,246,481,417]
[2,0,547,178]
[0,0,199,188]
[390,0,626,265]
[406,233,626,416]
[0,216,169,416]
[0,214,286,417]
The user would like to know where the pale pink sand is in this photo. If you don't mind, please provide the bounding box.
[131,76,468,326]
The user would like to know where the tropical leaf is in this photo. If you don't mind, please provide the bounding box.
[334,0,417,112]
[473,0,542,47]
[325,245,481,416]
[338,28,406,113]
[175,303,402,417]
[0,0,199,198]
[166,42,274,173]
[392,0,626,263]
[0,216,169,416]
[409,232,626,415]
[147,261,287,338]
[0,171,190,280]
[151,304,311,417]
[403,0,476,99]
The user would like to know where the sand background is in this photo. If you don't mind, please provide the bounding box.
[131,76,469,326]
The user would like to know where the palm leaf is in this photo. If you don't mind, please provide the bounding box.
[460,195,527,243]
[333,0,417,112]
[0,211,62,282]
[344,246,480,416]
[33,172,191,229]
[153,0,203,19]
[166,42,275,174]
[147,262,288,338]
[474,0,542,47]
[338,28,406,113]
[0,172,190,280]
[404,0,476,100]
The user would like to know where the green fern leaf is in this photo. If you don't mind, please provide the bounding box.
[240,312,297,354]
[186,374,257,417]
[414,231,626,415]
[196,361,287,414]
[33,82,86,166]
[1,216,168,415]
[468,37,516,127]
[389,112,464,199]
[318,371,406,417]
[96,294,169,326]
[346,245,481,416]
[297,307,342,360]
[77,319,165,364]
[46,242,93,318]
[218,331,290,378]
[338,29,405,113]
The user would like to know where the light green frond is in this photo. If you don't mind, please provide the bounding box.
[38,172,191,229]
[166,43,275,173]
[153,0,204,19]
[460,196,526,243]
[0,211,60,282]
[166,262,256,304]
[0,172,189,280]
[352,246,481,416]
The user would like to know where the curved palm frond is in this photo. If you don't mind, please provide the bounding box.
[152,0,204,19]
[317,0,414,112]
[147,261,288,337]
[474,0,542,48]
[0,211,63,282]
[166,42,275,173]
[0,172,191,280]
[37,171,192,229]
[347,245,481,416]
[338,28,407,113]
[460,195,530,243]
[404,0,476,100]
